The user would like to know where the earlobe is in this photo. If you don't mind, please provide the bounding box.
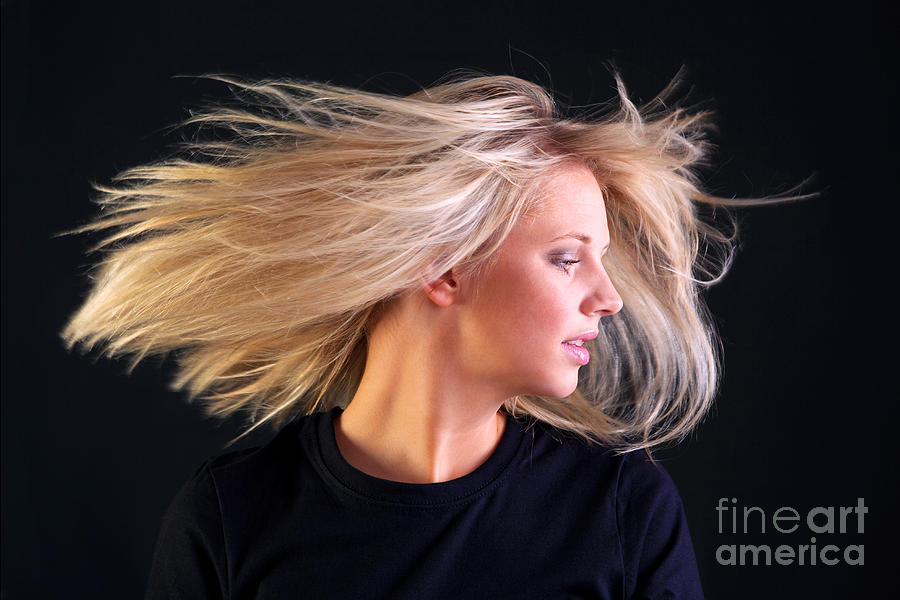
[421,270,459,308]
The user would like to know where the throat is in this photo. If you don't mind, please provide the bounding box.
[334,407,507,484]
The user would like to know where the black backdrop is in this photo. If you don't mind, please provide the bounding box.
[2,1,896,598]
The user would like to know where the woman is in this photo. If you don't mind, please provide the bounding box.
[64,73,732,598]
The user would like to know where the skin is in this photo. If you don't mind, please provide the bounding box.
[334,163,623,483]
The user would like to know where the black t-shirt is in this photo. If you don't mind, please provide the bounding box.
[145,409,704,599]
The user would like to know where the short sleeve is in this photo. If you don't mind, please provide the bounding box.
[145,462,229,600]
[616,452,704,600]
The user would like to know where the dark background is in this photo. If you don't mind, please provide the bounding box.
[2,0,896,598]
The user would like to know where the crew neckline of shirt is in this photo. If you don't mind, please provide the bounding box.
[313,407,526,507]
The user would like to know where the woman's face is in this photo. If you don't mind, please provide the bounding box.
[457,163,623,399]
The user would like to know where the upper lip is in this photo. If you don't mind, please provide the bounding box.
[563,330,598,343]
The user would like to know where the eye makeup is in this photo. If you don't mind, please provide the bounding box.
[549,252,581,273]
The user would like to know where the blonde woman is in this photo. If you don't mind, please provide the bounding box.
[65,73,732,598]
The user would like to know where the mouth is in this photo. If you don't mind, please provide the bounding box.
[561,331,597,366]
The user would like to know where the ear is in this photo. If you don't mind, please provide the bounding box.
[420,269,459,308]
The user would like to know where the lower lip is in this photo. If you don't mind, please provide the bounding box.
[561,342,590,366]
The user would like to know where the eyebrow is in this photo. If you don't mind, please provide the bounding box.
[547,232,592,244]
[547,231,611,253]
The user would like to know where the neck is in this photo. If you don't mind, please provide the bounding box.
[334,293,508,484]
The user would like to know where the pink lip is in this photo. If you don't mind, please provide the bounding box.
[561,330,597,366]
[561,342,590,365]
[563,330,598,343]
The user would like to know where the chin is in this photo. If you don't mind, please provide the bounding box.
[529,372,580,399]
[550,383,580,399]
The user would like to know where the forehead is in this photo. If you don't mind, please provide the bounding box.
[515,164,608,238]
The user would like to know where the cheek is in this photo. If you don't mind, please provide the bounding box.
[472,258,573,352]
[504,285,571,345]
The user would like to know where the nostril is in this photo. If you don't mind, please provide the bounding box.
[610,295,624,315]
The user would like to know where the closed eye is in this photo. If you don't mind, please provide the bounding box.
[552,258,581,273]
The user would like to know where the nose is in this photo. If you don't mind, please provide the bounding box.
[581,266,623,317]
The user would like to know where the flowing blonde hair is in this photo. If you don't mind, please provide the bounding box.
[63,72,742,451]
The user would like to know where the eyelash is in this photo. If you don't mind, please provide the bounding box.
[552,257,581,273]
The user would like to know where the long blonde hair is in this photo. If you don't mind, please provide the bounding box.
[63,73,740,451]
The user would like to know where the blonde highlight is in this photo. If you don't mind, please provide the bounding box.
[64,73,744,451]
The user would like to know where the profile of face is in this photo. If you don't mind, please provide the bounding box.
[456,163,623,399]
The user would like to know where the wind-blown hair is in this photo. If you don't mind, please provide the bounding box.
[63,73,738,451]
